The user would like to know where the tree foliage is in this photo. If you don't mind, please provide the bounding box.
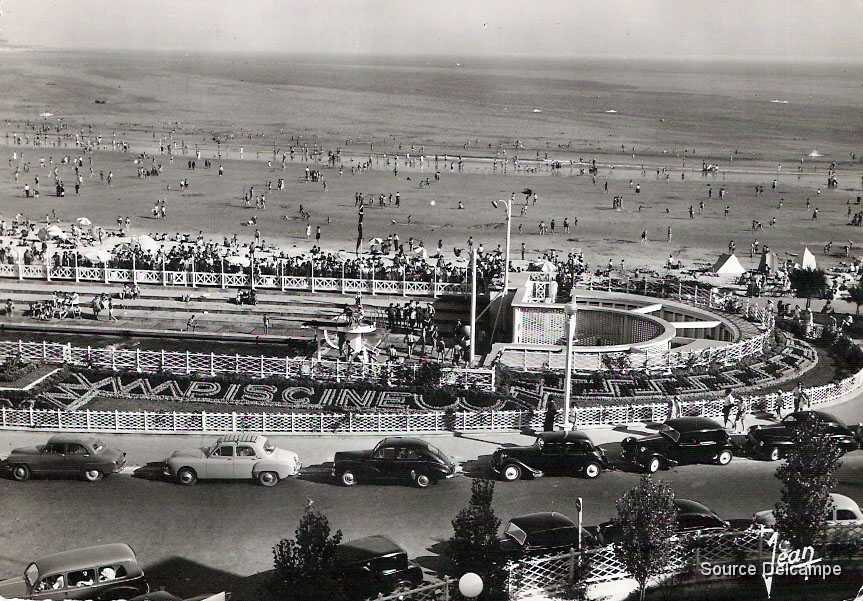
[847,283,863,315]
[789,268,828,306]
[774,414,843,550]
[448,479,507,600]
[612,476,679,601]
[270,506,345,601]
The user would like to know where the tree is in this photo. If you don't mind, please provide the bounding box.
[612,476,679,601]
[448,479,507,600]
[270,505,345,601]
[773,414,843,550]
[789,268,828,309]
[847,283,863,315]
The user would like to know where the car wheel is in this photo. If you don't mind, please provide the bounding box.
[716,450,733,466]
[257,471,279,487]
[501,464,522,482]
[647,457,661,474]
[583,462,601,479]
[177,467,197,485]
[11,464,30,482]
[83,469,103,482]
[767,447,780,462]
[414,472,431,488]
[340,470,357,487]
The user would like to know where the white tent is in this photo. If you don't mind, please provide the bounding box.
[711,253,745,276]
[801,247,817,270]
[758,251,779,274]
[75,217,92,228]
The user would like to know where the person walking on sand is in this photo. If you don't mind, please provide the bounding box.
[305,223,311,240]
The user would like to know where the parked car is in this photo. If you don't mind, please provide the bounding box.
[0,543,148,600]
[752,493,863,528]
[163,433,301,486]
[748,411,861,461]
[334,535,423,599]
[620,417,734,473]
[498,512,598,556]
[491,430,611,481]
[332,436,460,488]
[597,499,731,544]
[2,435,126,482]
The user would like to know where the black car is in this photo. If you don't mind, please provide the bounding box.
[491,431,611,481]
[596,498,731,545]
[335,536,423,600]
[498,512,598,556]
[332,437,460,488]
[748,411,862,461]
[620,417,734,473]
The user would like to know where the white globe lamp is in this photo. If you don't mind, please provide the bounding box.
[458,572,484,598]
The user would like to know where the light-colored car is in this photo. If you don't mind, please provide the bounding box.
[163,433,301,487]
[752,493,863,527]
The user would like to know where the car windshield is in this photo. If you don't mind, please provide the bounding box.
[426,443,447,462]
[24,564,39,589]
[504,522,528,546]
[660,427,681,443]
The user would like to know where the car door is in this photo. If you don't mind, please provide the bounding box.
[234,444,258,479]
[42,442,70,475]
[370,446,398,481]
[394,447,422,481]
[538,442,566,474]
[205,444,235,478]
[65,443,91,474]
[564,441,589,472]
[675,433,708,464]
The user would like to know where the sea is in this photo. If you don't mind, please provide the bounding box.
[1,48,862,162]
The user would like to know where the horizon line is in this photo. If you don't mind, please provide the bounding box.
[4,43,863,65]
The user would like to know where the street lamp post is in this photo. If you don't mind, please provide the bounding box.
[563,299,578,430]
[489,198,513,345]
[469,247,477,366]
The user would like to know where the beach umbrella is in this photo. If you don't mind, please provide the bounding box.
[225,255,251,268]
[79,247,112,263]
[521,188,533,196]
[75,217,92,228]
[131,234,159,253]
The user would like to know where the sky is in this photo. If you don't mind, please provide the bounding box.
[2,0,862,61]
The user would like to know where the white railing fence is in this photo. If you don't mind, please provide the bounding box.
[506,524,863,600]
[0,362,859,434]
[9,263,470,298]
[0,339,494,390]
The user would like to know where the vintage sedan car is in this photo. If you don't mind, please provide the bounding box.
[620,417,734,473]
[332,436,460,488]
[498,512,598,557]
[596,499,731,544]
[0,543,148,600]
[752,493,863,528]
[335,536,424,599]
[2,434,126,482]
[163,433,301,486]
[491,430,611,481]
[748,411,861,461]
